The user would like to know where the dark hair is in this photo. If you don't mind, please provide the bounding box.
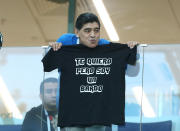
[75,12,100,30]
[40,77,58,95]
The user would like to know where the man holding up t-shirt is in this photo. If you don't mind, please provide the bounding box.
[42,12,138,131]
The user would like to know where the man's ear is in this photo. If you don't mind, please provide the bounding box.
[75,28,79,37]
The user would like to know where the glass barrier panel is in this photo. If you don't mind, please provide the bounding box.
[1,45,180,131]
[0,47,45,125]
[125,44,180,131]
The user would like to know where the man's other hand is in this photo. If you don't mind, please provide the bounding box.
[49,42,62,51]
[126,41,139,49]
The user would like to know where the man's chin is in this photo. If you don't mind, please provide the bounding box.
[45,104,57,110]
[88,43,98,48]
[45,102,56,107]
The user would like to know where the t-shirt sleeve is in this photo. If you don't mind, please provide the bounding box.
[41,48,64,72]
[127,45,137,65]
[56,33,77,45]
[98,39,110,45]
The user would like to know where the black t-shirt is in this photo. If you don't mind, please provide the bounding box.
[42,43,137,127]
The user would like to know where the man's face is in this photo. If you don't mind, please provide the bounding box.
[77,22,100,48]
[41,82,58,110]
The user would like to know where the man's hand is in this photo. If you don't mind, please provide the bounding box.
[126,41,139,49]
[49,42,62,51]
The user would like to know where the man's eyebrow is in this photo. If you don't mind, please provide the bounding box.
[84,28,91,30]
[84,27,100,30]
[93,27,100,29]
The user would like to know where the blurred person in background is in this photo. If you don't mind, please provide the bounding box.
[21,77,60,131]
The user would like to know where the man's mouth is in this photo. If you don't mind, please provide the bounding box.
[90,40,96,43]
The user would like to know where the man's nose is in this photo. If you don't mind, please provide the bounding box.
[90,31,95,37]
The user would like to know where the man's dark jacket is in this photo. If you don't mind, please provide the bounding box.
[21,105,55,131]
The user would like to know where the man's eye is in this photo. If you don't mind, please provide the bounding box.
[84,29,91,33]
[94,29,100,33]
